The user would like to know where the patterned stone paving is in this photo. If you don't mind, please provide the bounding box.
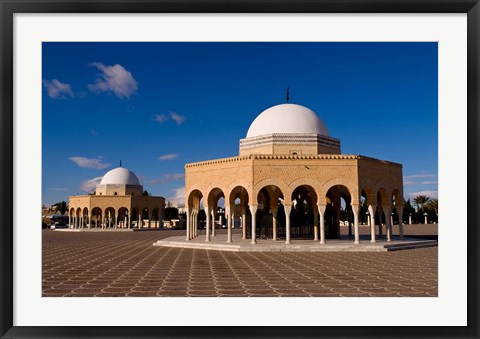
[42,226,438,297]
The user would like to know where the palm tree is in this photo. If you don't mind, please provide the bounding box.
[52,201,68,215]
[426,199,438,216]
[413,195,431,213]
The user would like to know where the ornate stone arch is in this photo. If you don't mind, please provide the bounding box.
[253,178,287,203]
[360,185,376,206]
[187,189,204,209]
[228,185,250,206]
[285,177,322,202]
[376,187,389,207]
[319,178,358,205]
[391,188,403,208]
[186,183,206,206]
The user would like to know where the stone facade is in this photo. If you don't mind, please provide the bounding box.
[184,103,404,245]
[68,168,165,229]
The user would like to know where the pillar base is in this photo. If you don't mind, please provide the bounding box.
[251,240,256,245]
[354,241,360,245]
[285,241,291,245]
[370,240,376,243]
[320,241,325,245]
[205,239,211,242]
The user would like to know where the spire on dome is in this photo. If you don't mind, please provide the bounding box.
[286,87,290,103]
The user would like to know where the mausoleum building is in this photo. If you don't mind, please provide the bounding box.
[185,103,404,245]
[69,167,165,229]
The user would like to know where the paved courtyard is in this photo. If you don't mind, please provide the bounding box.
[42,225,438,297]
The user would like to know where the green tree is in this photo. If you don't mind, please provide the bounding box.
[426,199,438,215]
[413,195,431,214]
[164,207,179,221]
[402,198,416,222]
[425,199,438,223]
[52,201,68,215]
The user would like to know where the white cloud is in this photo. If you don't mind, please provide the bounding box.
[403,173,438,186]
[88,62,138,98]
[80,176,103,193]
[150,173,185,184]
[405,190,438,200]
[154,114,168,123]
[43,79,74,99]
[158,154,179,161]
[403,173,436,180]
[169,111,186,125]
[69,156,110,169]
[420,181,438,185]
[153,112,186,125]
[168,187,186,207]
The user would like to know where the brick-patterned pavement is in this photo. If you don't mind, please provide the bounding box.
[42,226,437,297]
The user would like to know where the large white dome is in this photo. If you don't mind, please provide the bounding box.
[246,103,329,138]
[100,167,140,186]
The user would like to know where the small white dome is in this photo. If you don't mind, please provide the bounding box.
[100,167,140,186]
[246,103,329,138]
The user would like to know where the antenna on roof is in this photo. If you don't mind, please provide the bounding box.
[286,87,290,103]
[120,160,122,167]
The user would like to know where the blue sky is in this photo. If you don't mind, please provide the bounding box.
[42,42,438,206]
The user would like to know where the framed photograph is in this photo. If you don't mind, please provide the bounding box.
[1,1,479,338]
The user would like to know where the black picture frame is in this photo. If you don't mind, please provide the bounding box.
[1,1,479,338]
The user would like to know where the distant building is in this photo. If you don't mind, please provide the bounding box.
[69,167,165,229]
[185,103,404,244]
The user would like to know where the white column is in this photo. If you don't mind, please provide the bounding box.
[318,204,326,244]
[148,213,152,228]
[284,204,292,244]
[409,214,412,225]
[108,211,111,228]
[127,214,130,229]
[226,205,232,243]
[351,204,360,244]
[241,207,247,240]
[186,208,191,240]
[88,215,91,229]
[384,206,392,242]
[368,205,377,243]
[205,206,211,242]
[271,206,278,241]
[313,209,319,241]
[249,204,257,244]
[159,213,165,229]
[424,214,428,224]
[211,210,216,237]
[192,209,197,238]
[397,207,404,239]
[68,215,71,228]
[377,207,383,237]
